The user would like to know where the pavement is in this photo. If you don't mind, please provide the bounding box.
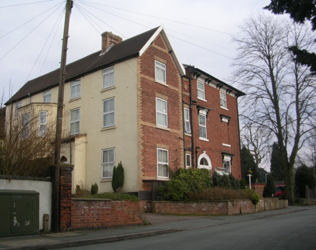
[0,206,314,250]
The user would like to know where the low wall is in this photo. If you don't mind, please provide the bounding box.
[70,199,142,230]
[0,175,52,231]
[153,198,288,215]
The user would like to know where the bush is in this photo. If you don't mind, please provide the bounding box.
[112,161,124,192]
[242,189,260,205]
[158,168,212,201]
[187,187,260,205]
[263,174,275,197]
[158,179,191,201]
[211,172,240,190]
[295,164,316,198]
[84,192,139,201]
[90,183,98,195]
[174,168,212,191]
[239,179,246,189]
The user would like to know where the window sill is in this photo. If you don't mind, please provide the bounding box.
[155,80,168,86]
[220,106,228,111]
[199,137,209,142]
[222,143,231,147]
[101,126,116,131]
[185,132,192,137]
[100,178,112,182]
[101,86,116,92]
[156,125,170,131]
[157,176,169,180]
[198,97,207,102]
[69,97,81,103]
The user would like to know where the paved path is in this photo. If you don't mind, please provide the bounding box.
[0,206,313,250]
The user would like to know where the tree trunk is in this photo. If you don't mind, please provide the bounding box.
[284,162,295,205]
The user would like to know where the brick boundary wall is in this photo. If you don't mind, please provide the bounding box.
[71,199,142,230]
[59,165,142,232]
[153,199,288,215]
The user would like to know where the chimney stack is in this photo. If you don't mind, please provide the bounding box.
[101,32,122,54]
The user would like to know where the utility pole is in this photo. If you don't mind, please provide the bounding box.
[52,0,73,233]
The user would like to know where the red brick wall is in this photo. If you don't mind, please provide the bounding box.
[59,164,143,232]
[71,200,142,230]
[252,184,265,198]
[138,33,183,191]
[183,67,242,179]
[153,199,287,215]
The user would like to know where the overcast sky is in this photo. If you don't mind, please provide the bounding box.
[0,0,273,104]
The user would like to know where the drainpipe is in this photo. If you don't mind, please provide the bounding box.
[189,75,195,169]
[181,76,186,169]
[236,95,243,179]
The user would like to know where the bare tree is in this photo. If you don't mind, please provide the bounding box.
[241,122,270,168]
[232,13,316,204]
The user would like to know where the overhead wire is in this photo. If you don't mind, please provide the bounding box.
[26,6,65,82]
[38,5,65,76]
[0,1,64,39]
[0,1,64,61]
[0,0,57,9]
[76,0,234,36]
[74,1,233,59]
[74,1,127,38]
[74,3,104,35]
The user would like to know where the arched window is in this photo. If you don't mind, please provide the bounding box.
[197,151,212,170]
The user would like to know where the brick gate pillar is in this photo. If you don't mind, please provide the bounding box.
[59,163,74,232]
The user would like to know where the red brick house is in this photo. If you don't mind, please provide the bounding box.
[5,25,244,200]
[182,66,245,181]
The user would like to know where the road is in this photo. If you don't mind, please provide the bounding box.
[62,208,316,250]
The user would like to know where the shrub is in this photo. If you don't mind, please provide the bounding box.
[158,179,191,201]
[242,189,260,205]
[295,164,316,198]
[112,161,124,192]
[239,179,246,189]
[173,168,212,191]
[188,187,260,205]
[84,192,139,201]
[263,174,275,197]
[211,172,240,190]
[90,183,98,195]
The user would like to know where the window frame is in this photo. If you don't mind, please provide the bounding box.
[157,148,169,178]
[38,111,47,137]
[223,155,232,174]
[70,108,80,135]
[197,81,205,100]
[71,80,81,99]
[186,154,191,169]
[103,97,115,128]
[43,90,52,103]
[21,113,30,139]
[155,60,166,84]
[199,113,207,139]
[156,97,168,128]
[103,66,115,89]
[102,148,115,179]
[220,90,227,109]
[15,101,22,118]
[184,108,191,133]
